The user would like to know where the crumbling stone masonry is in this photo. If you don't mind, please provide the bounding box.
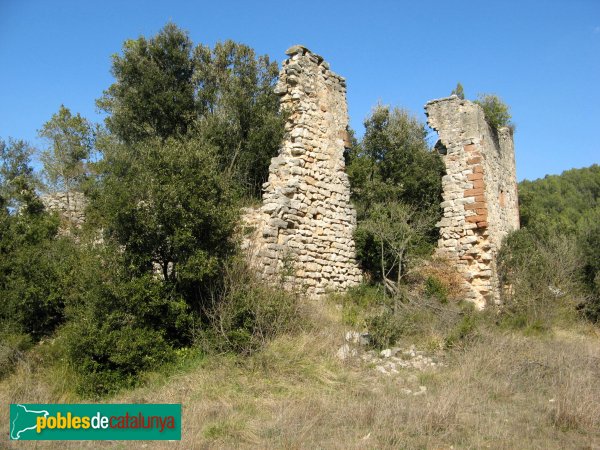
[40,191,87,233]
[242,45,362,296]
[425,96,520,308]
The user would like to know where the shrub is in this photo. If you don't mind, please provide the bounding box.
[416,257,466,302]
[365,312,405,349]
[61,247,193,396]
[0,328,33,378]
[339,284,384,328]
[443,311,479,349]
[474,94,513,131]
[497,228,583,329]
[64,321,175,397]
[339,280,479,350]
[354,201,436,295]
[200,258,303,355]
[424,276,449,303]
[451,82,465,99]
[0,207,79,340]
[577,207,600,322]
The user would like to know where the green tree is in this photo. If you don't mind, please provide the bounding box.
[0,138,74,339]
[474,94,513,131]
[497,228,582,329]
[98,24,284,198]
[347,105,444,212]
[451,82,465,99]
[97,23,196,143]
[347,105,445,284]
[356,201,433,295]
[193,40,284,197]
[0,138,40,212]
[515,165,600,322]
[519,165,600,233]
[92,135,238,310]
[39,105,94,206]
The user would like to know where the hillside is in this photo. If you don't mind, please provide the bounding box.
[519,164,600,230]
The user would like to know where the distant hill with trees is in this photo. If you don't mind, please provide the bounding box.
[499,165,600,323]
[519,164,600,232]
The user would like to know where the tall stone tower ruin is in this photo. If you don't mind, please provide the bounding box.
[425,96,520,308]
[242,45,362,296]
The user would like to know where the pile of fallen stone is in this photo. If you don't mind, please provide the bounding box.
[337,331,444,376]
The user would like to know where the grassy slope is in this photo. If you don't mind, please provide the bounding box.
[2,300,600,449]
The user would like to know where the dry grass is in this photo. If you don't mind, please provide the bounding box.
[415,256,467,301]
[2,300,600,449]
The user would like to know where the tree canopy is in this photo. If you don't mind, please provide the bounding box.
[347,104,445,286]
[97,23,196,143]
[516,164,600,321]
[519,165,600,232]
[39,105,95,194]
[0,138,39,212]
[347,105,444,213]
[97,23,284,198]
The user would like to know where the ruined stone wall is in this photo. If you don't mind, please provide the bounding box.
[242,45,362,296]
[425,96,519,307]
[40,191,87,232]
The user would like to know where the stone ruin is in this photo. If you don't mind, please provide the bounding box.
[241,45,362,296]
[425,96,520,308]
[243,48,521,304]
[37,47,521,306]
[40,191,87,233]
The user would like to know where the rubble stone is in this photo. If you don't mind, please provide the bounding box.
[40,191,87,235]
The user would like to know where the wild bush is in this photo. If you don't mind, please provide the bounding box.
[341,281,479,350]
[0,139,80,340]
[498,228,582,329]
[59,245,192,396]
[474,94,514,131]
[0,329,32,379]
[200,258,304,355]
[354,201,436,295]
[416,257,466,302]
[64,321,175,397]
[424,276,449,303]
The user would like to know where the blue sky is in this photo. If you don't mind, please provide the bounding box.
[0,0,598,181]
